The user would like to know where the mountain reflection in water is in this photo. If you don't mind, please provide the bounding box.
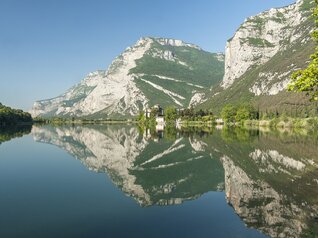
[31,125,318,238]
[32,125,224,207]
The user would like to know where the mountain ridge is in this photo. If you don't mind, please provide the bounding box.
[31,0,318,119]
[31,37,224,118]
[199,0,317,116]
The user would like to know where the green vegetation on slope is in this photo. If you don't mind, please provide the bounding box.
[242,37,275,48]
[221,104,258,123]
[199,11,317,117]
[289,0,318,101]
[130,39,224,108]
[0,103,33,126]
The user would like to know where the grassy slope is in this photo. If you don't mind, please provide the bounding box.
[131,40,224,108]
[63,40,225,119]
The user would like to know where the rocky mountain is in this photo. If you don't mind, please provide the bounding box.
[31,37,224,119]
[200,0,317,116]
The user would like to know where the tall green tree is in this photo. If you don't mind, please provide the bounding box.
[288,0,318,101]
[221,104,237,123]
[236,105,254,122]
[164,106,177,122]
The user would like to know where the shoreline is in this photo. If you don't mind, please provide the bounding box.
[1,116,316,131]
[178,117,318,130]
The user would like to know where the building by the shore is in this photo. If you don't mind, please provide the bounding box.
[145,104,165,130]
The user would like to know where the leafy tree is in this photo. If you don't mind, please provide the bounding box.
[235,104,258,122]
[221,104,237,123]
[288,0,318,101]
[235,107,251,122]
[0,103,32,126]
[164,106,177,122]
[221,104,257,123]
[180,107,195,120]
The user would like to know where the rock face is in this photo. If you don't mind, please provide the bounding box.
[31,37,224,118]
[222,0,307,89]
[31,71,106,117]
[200,0,317,115]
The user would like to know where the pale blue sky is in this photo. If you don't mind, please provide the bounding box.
[0,0,295,110]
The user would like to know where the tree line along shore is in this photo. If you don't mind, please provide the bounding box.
[1,102,318,131]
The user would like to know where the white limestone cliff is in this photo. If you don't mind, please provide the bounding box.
[221,0,307,89]
[30,70,105,117]
[156,38,201,50]
[31,37,223,118]
[31,38,153,118]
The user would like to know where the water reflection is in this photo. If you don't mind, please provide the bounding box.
[4,124,317,238]
[32,125,224,207]
[202,128,318,238]
[0,125,32,145]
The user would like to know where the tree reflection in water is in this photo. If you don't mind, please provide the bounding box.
[29,124,318,238]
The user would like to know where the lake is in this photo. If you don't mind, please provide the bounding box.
[0,125,317,238]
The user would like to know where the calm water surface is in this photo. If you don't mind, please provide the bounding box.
[0,125,317,238]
